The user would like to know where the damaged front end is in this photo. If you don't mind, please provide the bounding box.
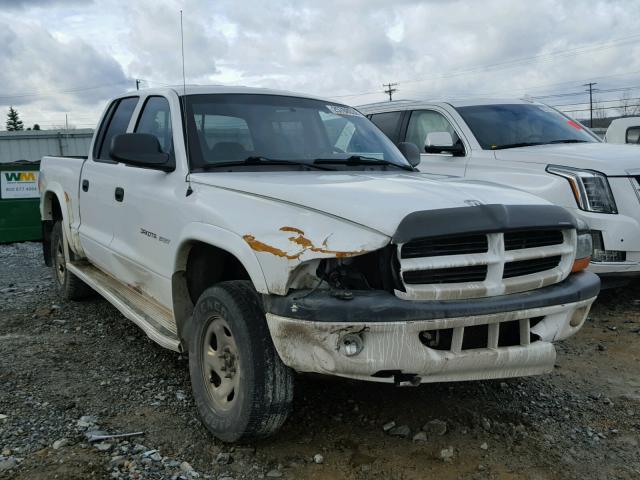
[248,204,601,385]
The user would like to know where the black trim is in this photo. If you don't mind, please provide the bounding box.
[94,96,140,163]
[264,272,600,324]
[392,204,577,244]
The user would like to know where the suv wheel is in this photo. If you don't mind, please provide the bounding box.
[189,280,294,442]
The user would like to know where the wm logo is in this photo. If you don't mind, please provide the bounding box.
[4,172,36,182]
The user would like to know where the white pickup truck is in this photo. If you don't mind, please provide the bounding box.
[360,98,640,281]
[39,87,599,441]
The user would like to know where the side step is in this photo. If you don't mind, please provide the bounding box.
[67,262,181,352]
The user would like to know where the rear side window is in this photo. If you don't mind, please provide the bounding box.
[369,111,402,143]
[626,126,640,144]
[96,97,139,161]
[135,96,173,154]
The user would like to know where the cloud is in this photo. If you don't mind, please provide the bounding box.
[2,0,640,128]
[0,0,91,9]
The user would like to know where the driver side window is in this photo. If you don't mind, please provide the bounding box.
[406,110,460,152]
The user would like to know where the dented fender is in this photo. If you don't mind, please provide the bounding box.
[240,221,390,294]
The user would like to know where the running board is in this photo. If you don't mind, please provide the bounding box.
[67,262,181,352]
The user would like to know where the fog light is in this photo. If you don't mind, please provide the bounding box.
[570,306,589,327]
[340,333,364,356]
[590,231,626,263]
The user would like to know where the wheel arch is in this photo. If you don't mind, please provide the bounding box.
[171,224,269,350]
[41,190,65,267]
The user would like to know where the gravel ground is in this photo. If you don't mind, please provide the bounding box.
[1,241,639,480]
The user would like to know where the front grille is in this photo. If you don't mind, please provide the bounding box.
[403,265,487,284]
[395,229,575,301]
[504,230,563,250]
[503,256,561,278]
[401,234,487,259]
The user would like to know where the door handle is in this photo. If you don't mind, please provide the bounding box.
[82,179,89,192]
[115,187,124,202]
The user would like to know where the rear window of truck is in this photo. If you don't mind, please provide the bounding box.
[95,97,139,161]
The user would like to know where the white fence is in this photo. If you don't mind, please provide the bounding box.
[0,129,94,163]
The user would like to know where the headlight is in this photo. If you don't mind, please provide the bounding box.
[546,165,617,214]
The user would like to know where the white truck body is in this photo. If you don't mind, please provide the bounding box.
[359,98,640,278]
[39,87,599,440]
[605,116,640,145]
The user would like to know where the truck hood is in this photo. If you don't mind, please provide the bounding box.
[190,171,550,237]
[494,143,640,176]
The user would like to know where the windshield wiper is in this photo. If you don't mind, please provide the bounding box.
[195,156,335,171]
[547,139,590,144]
[313,155,413,171]
[492,142,545,150]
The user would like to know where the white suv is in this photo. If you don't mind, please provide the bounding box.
[359,98,640,281]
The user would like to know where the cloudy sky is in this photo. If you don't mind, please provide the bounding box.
[1,0,639,130]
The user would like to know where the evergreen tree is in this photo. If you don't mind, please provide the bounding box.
[6,107,24,131]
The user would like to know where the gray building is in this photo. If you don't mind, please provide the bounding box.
[0,129,94,163]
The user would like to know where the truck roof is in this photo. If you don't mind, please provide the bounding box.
[116,85,336,104]
[357,97,535,114]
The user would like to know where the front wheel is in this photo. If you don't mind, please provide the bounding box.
[189,281,294,442]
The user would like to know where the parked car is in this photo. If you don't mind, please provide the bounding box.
[359,98,640,281]
[39,87,599,441]
[605,116,640,144]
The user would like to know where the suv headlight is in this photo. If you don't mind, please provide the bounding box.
[546,165,617,214]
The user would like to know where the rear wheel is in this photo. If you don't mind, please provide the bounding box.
[51,221,92,300]
[189,280,294,442]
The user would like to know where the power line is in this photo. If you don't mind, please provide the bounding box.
[0,81,131,101]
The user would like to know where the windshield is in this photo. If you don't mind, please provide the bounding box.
[184,94,410,170]
[455,103,599,150]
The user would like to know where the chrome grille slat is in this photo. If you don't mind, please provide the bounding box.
[396,229,576,301]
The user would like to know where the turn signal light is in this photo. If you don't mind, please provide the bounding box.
[572,257,590,273]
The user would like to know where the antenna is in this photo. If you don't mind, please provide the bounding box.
[180,10,193,196]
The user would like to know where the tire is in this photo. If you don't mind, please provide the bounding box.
[189,280,294,442]
[51,221,92,300]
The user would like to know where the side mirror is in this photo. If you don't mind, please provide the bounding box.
[425,131,464,156]
[110,133,172,171]
[397,142,421,167]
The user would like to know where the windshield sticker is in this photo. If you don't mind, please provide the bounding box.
[567,119,583,130]
[326,105,362,117]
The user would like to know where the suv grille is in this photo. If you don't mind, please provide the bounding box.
[395,229,575,301]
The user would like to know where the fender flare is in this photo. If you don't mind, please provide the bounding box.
[174,222,269,294]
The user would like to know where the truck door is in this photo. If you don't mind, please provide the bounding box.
[78,96,139,273]
[403,109,468,178]
[106,95,181,308]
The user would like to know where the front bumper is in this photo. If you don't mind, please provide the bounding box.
[264,272,600,384]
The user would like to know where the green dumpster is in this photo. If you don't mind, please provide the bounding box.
[0,160,42,243]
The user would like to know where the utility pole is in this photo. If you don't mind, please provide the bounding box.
[136,79,141,90]
[65,113,68,131]
[584,82,597,127]
[383,82,398,101]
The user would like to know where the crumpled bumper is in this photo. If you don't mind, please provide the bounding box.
[264,272,600,383]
